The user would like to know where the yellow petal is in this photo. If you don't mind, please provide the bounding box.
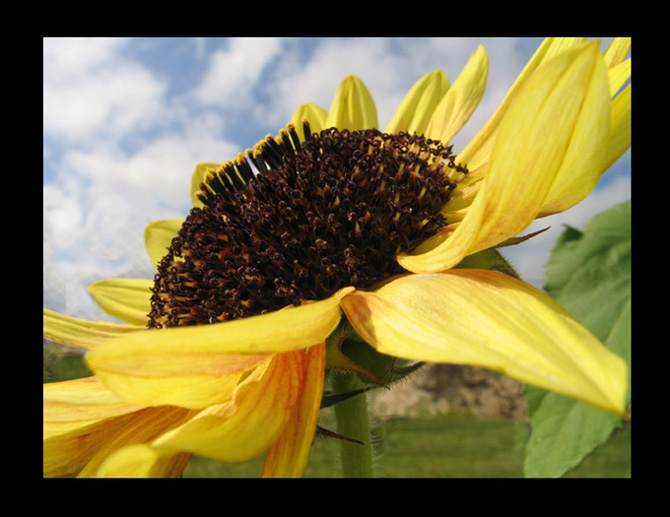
[262,343,325,477]
[95,444,192,478]
[144,219,183,270]
[44,376,143,427]
[457,37,586,172]
[291,103,328,140]
[94,286,352,356]
[86,288,351,408]
[608,58,631,99]
[537,47,611,216]
[77,405,195,477]
[190,163,220,208]
[425,45,488,145]
[87,345,270,409]
[44,409,141,477]
[606,83,631,171]
[341,271,627,416]
[603,37,631,68]
[43,376,148,477]
[88,278,153,326]
[384,71,450,135]
[153,351,304,462]
[397,209,482,274]
[399,42,609,273]
[325,75,378,131]
[43,308,143,351]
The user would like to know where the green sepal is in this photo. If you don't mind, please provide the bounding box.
[320,385,378,409]
[315,424,364,445]
[455,247,520,278]
[325,319,425,386]
[454,227,550,278]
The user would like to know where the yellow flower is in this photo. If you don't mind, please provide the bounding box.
[43,37,631,478]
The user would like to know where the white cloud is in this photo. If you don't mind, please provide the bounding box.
[58,112,236,207]
[43,37,166,145]
[192,38,283,107]
[43,38,239,319]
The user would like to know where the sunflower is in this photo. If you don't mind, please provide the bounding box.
[43,37,631,478]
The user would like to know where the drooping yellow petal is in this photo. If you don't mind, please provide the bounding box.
[43,308,144,351]
[325,75,378,131]
[88,278,153,326]
[77,405,195,477]
[93,286,352,356]
[384,71,450,136]
[424,45,488,145]
[95,444,192,478]
[43,376,148,477]
[399,42,609,273]
[262,343,326,477]
[341,271,627,415]
[291,103,328,140]
[86,288,352,408]
[144,219,183,270]
[44,409,141,477]
[153,351,304,463]
[190,163,220,207]
[44,376,143,427]
[87,345,270,409]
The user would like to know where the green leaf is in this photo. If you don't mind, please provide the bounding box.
[524,200,631,477]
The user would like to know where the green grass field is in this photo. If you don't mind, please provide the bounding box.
[44,345,631,478]
[182,411,631,478]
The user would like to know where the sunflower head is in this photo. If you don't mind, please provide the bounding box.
[148,121,468,329]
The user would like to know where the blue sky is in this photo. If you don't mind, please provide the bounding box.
[43,37,631,321]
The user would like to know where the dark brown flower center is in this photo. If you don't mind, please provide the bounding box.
[147,123,467,328]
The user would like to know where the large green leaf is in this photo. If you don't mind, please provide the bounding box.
[524,200,631,477]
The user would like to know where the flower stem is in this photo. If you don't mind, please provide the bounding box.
[331,372,374,478]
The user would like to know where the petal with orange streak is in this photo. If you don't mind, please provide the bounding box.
[95,443,193,478]
[153,351,304,463]
[43,376,148,477]
[262,343,326,477]
[77,405,195,477]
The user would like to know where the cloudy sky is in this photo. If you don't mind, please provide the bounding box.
[43,37,631,322]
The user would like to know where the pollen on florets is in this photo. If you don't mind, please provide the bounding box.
[147,123,467,329]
